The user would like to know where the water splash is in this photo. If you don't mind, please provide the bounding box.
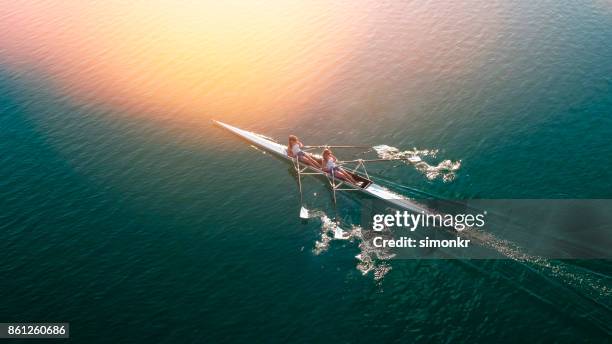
[313,215,393,281]
[373,145,461,182]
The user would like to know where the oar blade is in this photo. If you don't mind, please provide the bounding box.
[333,224,349,240]
[334,227,344,239]
[300,206,309,219]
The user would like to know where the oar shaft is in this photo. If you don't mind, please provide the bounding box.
[340,158,410,163]
[303,145,371,148]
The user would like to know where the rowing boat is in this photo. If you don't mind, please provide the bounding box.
[213,120,431,214]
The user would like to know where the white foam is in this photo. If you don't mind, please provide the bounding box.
[372,145,461,182]
[313,214,393,280]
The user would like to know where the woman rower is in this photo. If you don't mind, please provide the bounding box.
[322,148,357,184]
[287,135,321,168]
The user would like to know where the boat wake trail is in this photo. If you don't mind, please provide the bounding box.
[373,145,461,182]
[311,209,610,302]
[464,228,611,301]
[313,214,393,281]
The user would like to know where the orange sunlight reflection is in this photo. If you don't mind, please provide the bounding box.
[1,1,501,129]
[0,1,366,125]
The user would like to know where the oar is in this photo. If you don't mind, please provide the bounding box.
[303,145,371,149]
[294,158,309,219]
[339,157,421,164]
[325,170,349,240]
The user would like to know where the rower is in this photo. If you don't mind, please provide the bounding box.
[287,135,321,168]
[322,148,358,185]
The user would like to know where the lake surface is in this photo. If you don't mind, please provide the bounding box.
[1,1,611,342]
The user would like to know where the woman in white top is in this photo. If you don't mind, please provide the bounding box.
[322,148,357,185]
[287,135,321,168]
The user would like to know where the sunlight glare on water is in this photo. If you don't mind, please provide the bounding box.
[0,1,504,129]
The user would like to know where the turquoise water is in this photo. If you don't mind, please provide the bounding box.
[2,1,612,342]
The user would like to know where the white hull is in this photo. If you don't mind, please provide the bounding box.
[213,120,430,214]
